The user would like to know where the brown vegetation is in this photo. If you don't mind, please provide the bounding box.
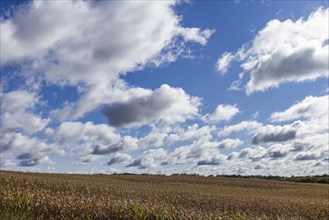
[0,171,328,219]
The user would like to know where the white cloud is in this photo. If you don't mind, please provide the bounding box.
[218,7,329,94]
[47,121,138,159]
[103,84,201,128]
[295,152,323,161]
[267,144,290,159]
[1,0,213,86]
[237,146,267,161]
[218,120,262,137]
[165,135,238,165]
[1,132,55,155]
[138,132,168,148]
[270,95,328,122]
[51,81,150,120]
[270,95,328,154]
[252,125,296,144]
[1,90,37,112]
[216,52,235,74]
[1,0,212,124]
[48,121,120,148]
[178,28,215,46]
[207,104,239,122]
[167,123,215,144]
[128,148,167,169]
[218,138,243,149]
[1,112,49,135]
[1,90,49,135]
[107,153,133,166]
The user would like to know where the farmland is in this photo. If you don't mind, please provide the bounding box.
[0,171,328,219]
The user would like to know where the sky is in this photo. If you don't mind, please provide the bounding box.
[0,0,328,176]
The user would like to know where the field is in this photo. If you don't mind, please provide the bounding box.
[0,171,328,219]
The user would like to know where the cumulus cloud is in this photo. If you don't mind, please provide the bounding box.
[0,0,215,170]
[127,148,167,169]
[48,121,120,148]
[1,131,54,166]
[167,124,215,144]
[295,152,322,161]
[267,144,290,159]
[103,84,201,128]
[165,135,235,165]
[2,112,49,135]
[1,1,213,83]
[252,125,296,144]
[47,121,139,159]
[216,52,235,74]
[16,153,34,160]
[197,154,226,166]
[238,146,267,161]
[218,120,262,137]
[270,95,328,122]
[17,154,52,167]
[18,159,40,167]
[92,136,138,155]
[1,0,213,123]
[269,95,328,161]
[218,138,243,149]
[0,0,213,98]
[218,7,328,94]
[1,90,38,112]
[1,132,54,154]
[138,132,168,148]
[107,153,133,166]
[207,104,239,122]
[0,90,49,134]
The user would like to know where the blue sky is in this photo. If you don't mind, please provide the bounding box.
[1,0,328,176]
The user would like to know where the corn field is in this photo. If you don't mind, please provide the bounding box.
[0,171,328,219]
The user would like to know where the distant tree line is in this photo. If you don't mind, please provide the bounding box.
[104,172,329,184]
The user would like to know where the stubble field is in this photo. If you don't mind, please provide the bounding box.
[0,171,328,219]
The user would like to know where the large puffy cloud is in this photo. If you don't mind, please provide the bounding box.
[1,132,54,154]
[217,7,328,94]
[270,95,328,122]
[127,148,167,169]
[1,0,212,122]
[295,152,322,161]
[17,154,52,167]
[92,136,138,155]
[1,112,49,135]
[48,121,120,148]
[165,135,241,165]
[1,0,213,85]
[0,90,50,165]
[228,146,267,161]
[0,0,215,170]
[252,125,296,144]
[1,90,49,135]
[1,90,37,112]
[103,84,201,128]
[46,121,138,162]
[51,82,151,121]
[1,132,57,167]
[167,124,215,144]
[270,95,328,152]
[267,144,290,159]
[107,153,133,166]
